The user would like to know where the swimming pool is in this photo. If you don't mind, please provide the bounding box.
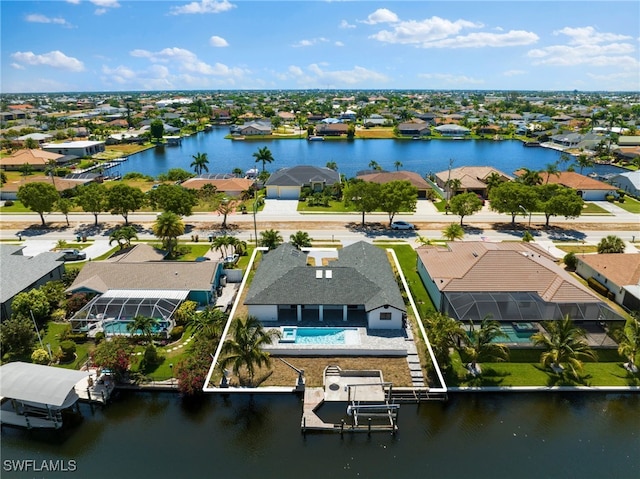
[102,319,170,336]
[496,325,535,344]
[279,327,359,345]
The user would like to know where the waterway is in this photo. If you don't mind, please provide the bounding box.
[113,128,626,179]
[1,391,638,479]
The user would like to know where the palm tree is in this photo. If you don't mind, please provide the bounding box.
[445,177,461,200]
[484,172,503,194]
[518,168,543,186]
[212,235,238,259]
[424,312,466,370]
[463,317,509,376]
[109,226,138,250]
[326,161,338,171]
[188,306,227,340]
[368,160,381,171]
[290,230,312,249]
[543,162,561,184]
[219,315,281,386]
[614,317,640,373]
[152,212,184,257]
[190,152,209,176]
[232,167,243,177]
[531,315,597,379]
[597,235,625,254]
[394,160,403,171]
[127,315,157,343]
[259,229,283,250]
[442,223,465,241]
[574,153,594,174]
[253,146,274,172]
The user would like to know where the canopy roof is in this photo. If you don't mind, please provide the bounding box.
[0,362,88,407]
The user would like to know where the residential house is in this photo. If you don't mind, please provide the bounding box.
[434,124,471,137]
[514,171,617,201]
[181,177,255,198]
[236,121,272,136]
[575,254,640,311]
[0,175,92,201]
[363,114,388,127]
[0,149,66,171]
[0,245,65,320]
[15,133,53,145]
[609,170,640,196]
[357,170,432,198]
[416,241,624,323]
[397,120,431,137]
[265,165,340,199]
[42,140,105,157]
[244,242,406,329]
[315,123,348,137]
[434,166,512,198]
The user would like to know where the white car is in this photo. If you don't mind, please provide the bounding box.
[390,221,415,230]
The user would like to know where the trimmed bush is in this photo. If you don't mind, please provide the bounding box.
[618,197,625,203]
[170,325,184,340]
[587,277,609,296]
[94,331,105,344]
[59,340,77,362]
[31,348,50,365]
[563,251,577,270]
[4,200,14,207]
[605,194,615,202]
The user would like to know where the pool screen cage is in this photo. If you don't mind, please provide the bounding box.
[442,291,625,323]
[70,290,188,332]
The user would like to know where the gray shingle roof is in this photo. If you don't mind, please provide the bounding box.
[265,165,340,187]
[1,245,64,304]
[245,242,405,312]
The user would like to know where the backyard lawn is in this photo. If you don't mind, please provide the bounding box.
[615,196,640,214]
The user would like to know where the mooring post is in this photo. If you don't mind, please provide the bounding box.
[86,387,91,400]
[302,416,306,434]
[368,417,372,435]
[340,419,344,436]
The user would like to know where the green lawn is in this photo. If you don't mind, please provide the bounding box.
[297,199,357,213]
[0,200,32,213]
[386,244,435,318]
[582,202,612,214]
[555,245,599,254]
[41,322,94,370]
[615,196,640,214]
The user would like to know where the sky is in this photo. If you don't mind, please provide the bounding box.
[1,0,639,93]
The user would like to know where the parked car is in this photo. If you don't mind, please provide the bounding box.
[390,221,415,230]
[223,254,239,265]
[61,249,86,261]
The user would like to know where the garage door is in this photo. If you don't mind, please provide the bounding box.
[278,187,300,199]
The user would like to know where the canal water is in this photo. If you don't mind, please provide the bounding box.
[1,391,638,479]
[113,128,625,179]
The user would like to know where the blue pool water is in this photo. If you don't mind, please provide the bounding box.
[497,325,534,344]
[103,320,170,336]
[282,327,347,345]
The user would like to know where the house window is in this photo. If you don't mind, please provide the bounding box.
[380,312,392,320]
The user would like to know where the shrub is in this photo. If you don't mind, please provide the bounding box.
[616,190,626,198]
[563,252,577,270]
[50,308,67,322]
[31,348,50,365]
[4,200,14,207]
[587,277,609,296]
[605,194,615,202]
[94,331,105,344]
[59,340,77,362]
[618,197,625,203]
[170,325,184,340]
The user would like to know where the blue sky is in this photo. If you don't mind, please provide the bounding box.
[1,1,639,93]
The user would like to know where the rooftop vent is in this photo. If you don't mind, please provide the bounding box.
[325,270,333,279]
[316,270,323,279]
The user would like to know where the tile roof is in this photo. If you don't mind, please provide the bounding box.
[515,170,615,190]
[578,253,640,287]
[416,241,599,303]
[0,149,63,167]
[181,177,255,192]
[245,242,405,312]
[356,170,431,190]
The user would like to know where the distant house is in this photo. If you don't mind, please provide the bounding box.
[1,245,64,320]
[237,121,272,136]
[181,177,255,198]
[265,165,340,199]
[609,170,640,196]
[16,133,53,145]
[0,176,92,201]
[614,136,640,147]
[315,123,348,137]
[245,242,406,329]
[363,114,387,127]
[434,166,512,198]
[416,241,624,323]
[357,170,432,198]
[514,171,617,201]
[397,120,431,137]
[549,132,582,148]
[0,149,66,171]
[575,254,640,311]
[42,140,105,157]
[434,124,471,137]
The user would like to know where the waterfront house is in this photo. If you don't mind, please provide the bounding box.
[434,166,512,198]
[245,242,406,329]
[0,245,65,321]
[609,170,640,196]
[181,176,255,198]
[434,124,471,137]
[575,254,640,312]
[237,121,272,136]
[0,148,66,171]
[514,170,617,201]
[42,140,105,157]
[356,170,432,198]
[0,175,92,201]
[416,241,624,324]
[397,120,431,137]
[265,165,340,199]
[315,123,348,136]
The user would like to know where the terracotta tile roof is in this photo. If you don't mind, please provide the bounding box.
[578,254,640,287]
[356,171,431,190]
[0,149,63,167]
[1,176,90,193]
[181,177,255,193]
[515,171,615,190]
[435,166,512,189]
[417,242,599,303]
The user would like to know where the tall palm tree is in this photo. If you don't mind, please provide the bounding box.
[394,160,403,171]
[109,226,138,250]
[424,312,466,370]
[531,315,597,379]
[290,230,312,249]
[518,168,543,186]
[259,229,283,250]
[127,315,157,343]
[212,235,238,259]
[368,160,381,171]
[597,235,625,254]
[463,317,509,375]
[574,153,594,174]
[190,152,210,176]
[543,162,561,184]
[442,223,465,241]
[614,317,640,373]
[253,146,274,172]
[445,178,462,200]
[219,315,281,386]
[326,161,338,171]
[188,306,227,340]
[152,212,185,257]
[484,172,503,194]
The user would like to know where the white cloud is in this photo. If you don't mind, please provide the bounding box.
[170,0,235,15]
[335,41,344,47]
[370,16,482,45]
[361,8,398,25]
[94,8,107,15]
[10,63,25,70]
[339,19,356,29]
[90,0,119,14]
[209,35,229,47]
[25,14,70,26]
[292,37,329,48]
[102,65,136,84]
[130,47,247,78]
[11,50,85,72]
[503,70,526,77]
[422,30,539,48]
[288,65,304,76]
[66,0,80,4]
[527,26,638,69]
[284,63,388,87]
[418,73,484,85]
